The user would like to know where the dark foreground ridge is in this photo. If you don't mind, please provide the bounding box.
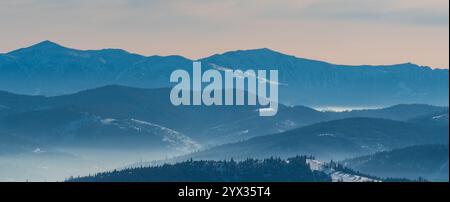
[68,156,331,182]
[67,156,416,182]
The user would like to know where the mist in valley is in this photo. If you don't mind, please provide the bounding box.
[0,148,181,181]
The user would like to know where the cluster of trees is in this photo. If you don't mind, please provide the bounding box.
[68,156,332,182]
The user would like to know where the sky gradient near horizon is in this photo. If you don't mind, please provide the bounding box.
[1,0,449,68]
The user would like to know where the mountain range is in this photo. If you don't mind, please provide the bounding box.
[0,41,448,107]
[0,86,448,181]
[0,41,448,182]
[1,85,447,154]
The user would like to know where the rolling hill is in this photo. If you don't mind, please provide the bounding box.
[342,144,449,181]
[182,118,449,161]
[1,86,447,152]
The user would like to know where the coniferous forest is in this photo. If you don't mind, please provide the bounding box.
[68,156,332,182]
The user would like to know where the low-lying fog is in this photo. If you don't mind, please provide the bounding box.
[0,148,180,182]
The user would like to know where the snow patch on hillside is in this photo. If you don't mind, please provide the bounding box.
[58,115,201,154]
[317,133,336,137]
[432,114,449,120]
[307,159,379,182]
[100,118,116,124]
[129,119,201,153]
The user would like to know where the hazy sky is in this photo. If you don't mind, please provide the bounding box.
[1,0,448,68]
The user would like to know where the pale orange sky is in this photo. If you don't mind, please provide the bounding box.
[0,0,448,68]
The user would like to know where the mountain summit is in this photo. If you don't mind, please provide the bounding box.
[7,40,67,55]
[24,40,63,49]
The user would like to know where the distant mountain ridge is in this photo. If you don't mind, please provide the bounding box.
[0,41,448,107]
[0,41,192,95]
[201,48,448,106]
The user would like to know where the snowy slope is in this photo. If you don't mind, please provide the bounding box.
[98,118,201,153]
[307,159,380,182]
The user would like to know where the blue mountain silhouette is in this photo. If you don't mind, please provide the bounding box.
[0,41,448,107]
